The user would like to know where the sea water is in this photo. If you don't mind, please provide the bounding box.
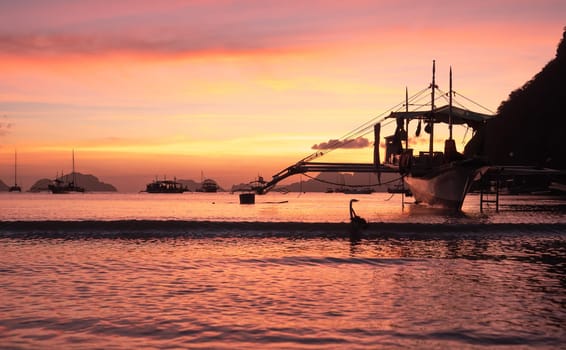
[1,192,565,349]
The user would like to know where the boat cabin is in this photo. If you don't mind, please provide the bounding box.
[383,104,493,174]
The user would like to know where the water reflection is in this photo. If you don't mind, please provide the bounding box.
[1,229,565,349]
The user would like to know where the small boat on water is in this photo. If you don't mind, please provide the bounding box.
[197,178,219,192]
[8,150,21,192]
[337,187,374,194]
[48,150,85,194]
[144,178,189,193]
[48,175,85,194]
[383,61,493,210]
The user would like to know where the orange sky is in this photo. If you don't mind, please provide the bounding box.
[0,1,565,191]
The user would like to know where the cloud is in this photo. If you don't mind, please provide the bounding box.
[0,2,433,58]
[0,28,315,58]
[0,2,357,57]
[0,115,14,136]
[0,33,209,56]
[311,137,371,150]
[1,1,563,59]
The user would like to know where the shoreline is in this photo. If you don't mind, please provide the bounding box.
[1,220,565,239]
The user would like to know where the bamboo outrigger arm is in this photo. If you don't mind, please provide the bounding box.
[255,162,398,194]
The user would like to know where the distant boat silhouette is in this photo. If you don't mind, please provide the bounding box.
[8,150,21,192]
[249,176,267,193]
[195,171,219,192]
[197,178,219,192]
[144,177,189,193]
[341,187,374,194]
[48,150,85,194]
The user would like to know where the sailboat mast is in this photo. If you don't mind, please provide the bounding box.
[72,149,76,185]
[449,66,453,140]
[429,60,435,155]
[14,150,17,185]
[405,86,409,149]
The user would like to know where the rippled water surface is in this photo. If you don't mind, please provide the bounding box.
[0,193,565,349]
[1,192,565,223]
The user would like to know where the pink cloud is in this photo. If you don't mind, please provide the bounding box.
[0,115,14,136]
[0,1,562,58]
[312,137,371,150]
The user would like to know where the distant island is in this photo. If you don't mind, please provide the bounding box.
[29,173,117,192]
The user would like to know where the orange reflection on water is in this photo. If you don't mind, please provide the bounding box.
[1,226,565,349]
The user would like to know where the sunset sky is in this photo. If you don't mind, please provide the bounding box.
[0,0,565,192]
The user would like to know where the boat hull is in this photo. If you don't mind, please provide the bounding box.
[48,184,85,194]
[8,186,21,192]
[404,164,484,210]
[145,181,188,193]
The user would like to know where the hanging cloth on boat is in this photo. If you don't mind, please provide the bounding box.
[415,120,422,137]
[373,123,381,184]
[394,117,407,150]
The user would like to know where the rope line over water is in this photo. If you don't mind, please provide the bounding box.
[301,172,405,188]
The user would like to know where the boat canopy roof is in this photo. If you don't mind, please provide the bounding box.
[387,105,494,127]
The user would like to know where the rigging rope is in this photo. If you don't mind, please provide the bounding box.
[296,84,493,165]
[300,86,431,161]
[420,86,494,115]
[453,91,495,114]
[384,193,396,201]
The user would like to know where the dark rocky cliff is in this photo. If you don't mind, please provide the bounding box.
[483,29,566,169]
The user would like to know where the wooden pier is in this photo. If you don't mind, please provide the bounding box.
[479,169,501,213]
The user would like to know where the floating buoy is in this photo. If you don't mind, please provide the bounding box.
[239,193,255,204]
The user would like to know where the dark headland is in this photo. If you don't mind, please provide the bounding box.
[466,29,566,171]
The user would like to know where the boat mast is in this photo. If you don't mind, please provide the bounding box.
[449,66,453,140]
[14,149,18,186]
[429,60,435,155]
[72,149,76,185]
[405,86,409,149]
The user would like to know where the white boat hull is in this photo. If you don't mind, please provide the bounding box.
[405,164,484,210]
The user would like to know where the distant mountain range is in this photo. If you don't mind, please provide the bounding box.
[4,172,400,193]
